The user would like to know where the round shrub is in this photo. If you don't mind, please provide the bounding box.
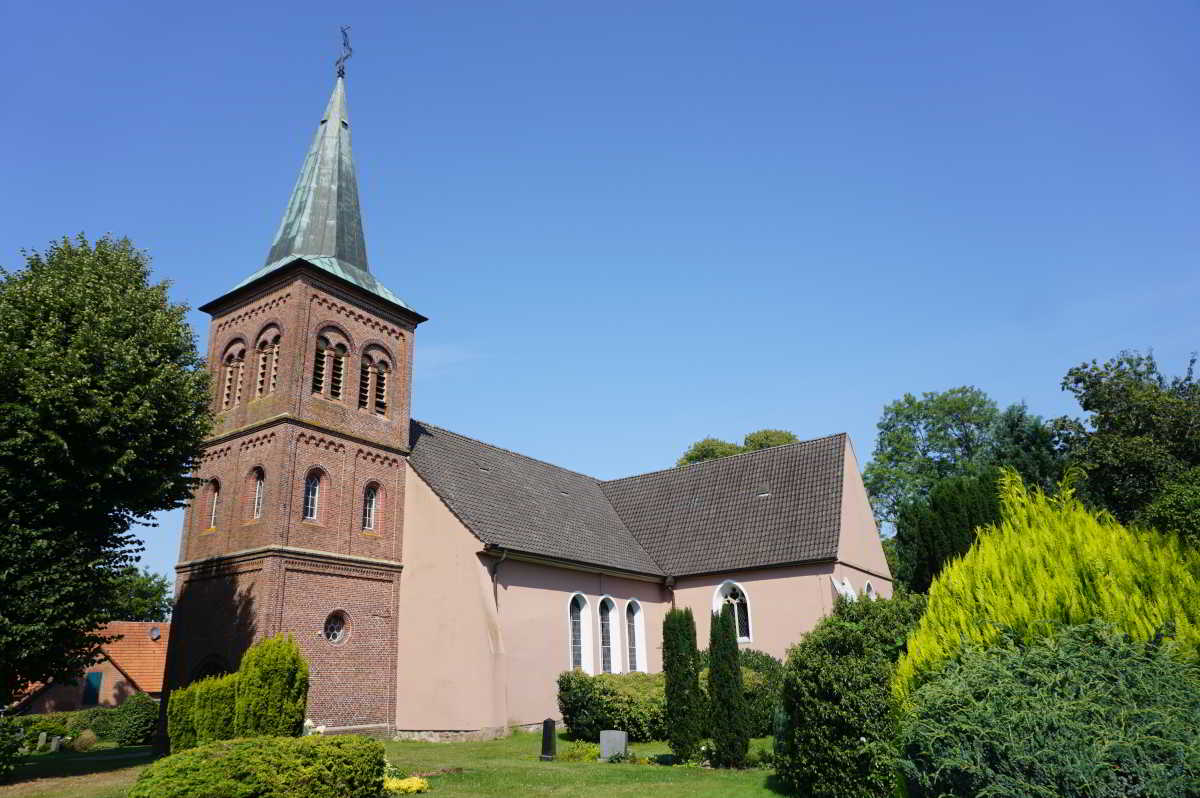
[70,729,98,752]
[167,685,198,753]
[897,621,1200,798]
[234,635,308,738]
[113,692,159,746]
[776,590,926,798]
[128,735,385,798]
[895,470,1200,700]
[556,670,666,742]
[67,707,118,740]
[0,717,22,783]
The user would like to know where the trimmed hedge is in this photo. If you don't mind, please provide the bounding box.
[234,635,308,738]
[113,692,159,746]
[168,685,198,753]
[128,735,385,798]
[193,674,238,746]
[897,621,1200,798]
[556,670,666,742]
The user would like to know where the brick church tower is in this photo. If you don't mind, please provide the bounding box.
[164,68,426,733]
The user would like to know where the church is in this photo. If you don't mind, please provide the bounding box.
[164,66,892,739]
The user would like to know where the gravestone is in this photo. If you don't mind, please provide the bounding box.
[599,729,628,761]
[539,718,556,761]
[37,732,47,750]
[49,736,61,753]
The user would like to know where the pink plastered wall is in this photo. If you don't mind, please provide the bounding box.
[836,437,893,587]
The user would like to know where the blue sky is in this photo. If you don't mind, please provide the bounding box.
[5,2,1198,583]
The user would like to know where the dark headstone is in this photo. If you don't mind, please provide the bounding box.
[539,718,556,761]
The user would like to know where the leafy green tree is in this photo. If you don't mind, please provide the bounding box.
[1137,467,1200,545]
[676,429,799,466]
[983,402,1067,492]
[233,635,309,737]
[662,608,703,761]
[110,566,173,622]
[893,467,1002,592]
[113,692,160,746]
[0,235,210,708]
[1054,350,1200,523]
[707,605,748,768]
[862,386,998,523]
[777,590,927,798]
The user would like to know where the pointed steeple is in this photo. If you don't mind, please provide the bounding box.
[266,76,368,271]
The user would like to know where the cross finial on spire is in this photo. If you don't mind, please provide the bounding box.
[335,25,352,78]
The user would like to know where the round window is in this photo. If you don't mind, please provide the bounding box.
[323,611,348,644]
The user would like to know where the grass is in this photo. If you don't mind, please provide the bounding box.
[0,732,785,798]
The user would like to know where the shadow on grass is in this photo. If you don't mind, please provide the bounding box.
[9,745,158,784]
[762,772,792,795]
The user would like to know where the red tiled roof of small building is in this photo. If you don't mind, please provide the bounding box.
[98,621,170,693]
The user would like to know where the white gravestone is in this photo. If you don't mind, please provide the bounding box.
[37,732,47,750]
[49,736,61,753]
[599,729,628,761]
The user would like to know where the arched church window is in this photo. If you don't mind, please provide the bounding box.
[254,326,282,398]
[311,337,329,394]
[374,363,389,416]
[362,484,378,530]
[358,357,372,410]
[569,594,585,671]
[329,343,347,399]
[303,471,322,521]
[626,601,641,672]
[249,467,265,520]
[714,581,752,642]
[599,597,617,673]
[221,343,246,410]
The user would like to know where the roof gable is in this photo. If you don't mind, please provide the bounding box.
[99,621,170,694]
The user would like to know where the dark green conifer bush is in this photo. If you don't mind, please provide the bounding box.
[193,673,238,745]
[897,621,1200,798]
[662,607,704,761]
[113,692,159,746]
[167,684,197,753]
[233,635,308,738]
[776,590,926,798]
[708,604,748,768]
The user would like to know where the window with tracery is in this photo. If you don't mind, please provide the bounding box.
[626,603,638,672]
[362,484,378,530]
[599,599,614,673]
[715,581,752,642]
[569,595,584,670]
[303,471,321,521]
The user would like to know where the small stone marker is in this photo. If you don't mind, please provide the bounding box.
[49,736,61,753]
[539,718,556,761]
[599,729,628,761]
[37,732,47,750]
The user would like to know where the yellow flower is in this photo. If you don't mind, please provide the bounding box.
[385,775,431,794]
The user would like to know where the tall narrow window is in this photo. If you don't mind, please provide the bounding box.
[252,469,264,519]
[222,358,236,410]
[303,473,321,521]
[330,345,346,399]
[311,338,328,394]
[569,595,584,670]
[362,485,378,530]
[374,366,388,416]
[208,480,220,528]
[715,581,752,642]
[358,359,371,409]
[256,344,269,397]
[233,353,246,406]
[599,599,613,673]
[626,603,638,672]
[268,336,280,393]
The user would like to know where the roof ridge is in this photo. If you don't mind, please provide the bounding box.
[411,419,605,483]
[601,431,848,486]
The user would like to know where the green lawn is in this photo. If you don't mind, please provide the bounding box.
[0,733,785,798]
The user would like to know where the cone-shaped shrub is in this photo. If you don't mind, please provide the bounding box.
[193,673,238,745]
[708,604,749,768]
[166,684,197,753]
[662,607,703,762]
[234,634,309,737]
[895,469,1200,701]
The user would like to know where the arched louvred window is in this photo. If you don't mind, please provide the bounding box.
[256,342,270,397]
[268,335,281,393]
[251,468,265,520]
[599,598,616,673]
[303,471,321,521]
[329,344,347,399]
[220,343,246,410]
[358,357,372,409]
[626,601,640,672]
[207,480,220,529]
[362,484,378,531]
[311,337,329,394]
[714,581,752,642]
[569,595,585,670]
[374,364,389,416]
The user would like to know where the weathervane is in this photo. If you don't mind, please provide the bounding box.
[335,25,353,78]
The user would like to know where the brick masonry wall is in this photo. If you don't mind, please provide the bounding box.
[168,262,419,732]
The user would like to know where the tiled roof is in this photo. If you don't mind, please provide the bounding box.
[408,421,663,575]
[601,434,846,575]
[99,622,170,693]
[410,421,848,578]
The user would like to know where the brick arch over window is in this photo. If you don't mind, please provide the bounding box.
[361,482,383,532]
[204,478,221,530]
[301,467,330,524]
[244,466,266,521]
[358,344,393,416]
[253,324,283,398]
[311,326,351,400]
[219,339,248,411]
